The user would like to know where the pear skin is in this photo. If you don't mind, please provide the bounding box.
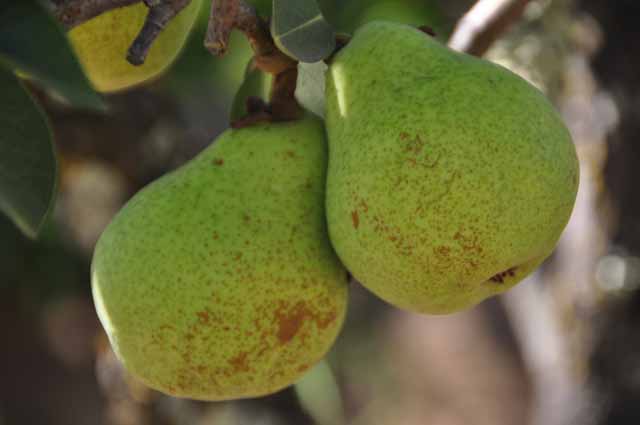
[325,21,579,314]
[69,0,201,93]
[92,116,349,400]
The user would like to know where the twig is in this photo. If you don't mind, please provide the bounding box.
[205,0,273,56]
[205,0,243,56]
[50,0,193,67]
[448,0,533,56]
[127,0,192,65]
[205,0,295,72]
[206,0,301,124]
[51,0,140,29]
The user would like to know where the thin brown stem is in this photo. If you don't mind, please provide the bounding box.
[206,0,300,123]
[127,0,192,65]
[448,0,533,56]
[204,0,239,55]
[205,0,293,71]
[50,0,192,67]
[269,67,301,121]
[205,0,277,56]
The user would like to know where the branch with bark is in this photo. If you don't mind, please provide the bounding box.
[50,0,193,66]
[449,0,533,56]
[50,0,139,29]
[128,0,193,65]
[205,0,301,125]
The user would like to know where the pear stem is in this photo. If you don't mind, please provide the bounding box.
[205,0,296,75]
[206,0,302,124]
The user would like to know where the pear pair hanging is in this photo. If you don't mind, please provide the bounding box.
[91,21,578,400]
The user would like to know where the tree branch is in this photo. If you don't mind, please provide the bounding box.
[205,0,272,55]
[51,0,140,29]
[448,0,533,56]
[127,0,192,65]
[205,0,295,73]
[50,0,193,67]
[205,0,242,56]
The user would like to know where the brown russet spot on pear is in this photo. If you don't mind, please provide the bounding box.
[92,116,348,401]
[490,268,518,284]
[325,21,579,314]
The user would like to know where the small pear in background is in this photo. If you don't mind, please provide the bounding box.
[68,0,201,93]
[92,116,349,400]
[325,21,579,314]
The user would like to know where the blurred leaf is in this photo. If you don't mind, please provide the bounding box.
[230,59,271,123]
[333,0,447,36]
[0,67,57,239]
[247,0,273,17]
[295,360,345,425]
[271,0,336,63]
[0,0,105,111]
[296,61,327,118]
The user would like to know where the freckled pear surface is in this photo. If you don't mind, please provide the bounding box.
[91,116,349,401]
[68,0,201,93]
[325,21,579,314]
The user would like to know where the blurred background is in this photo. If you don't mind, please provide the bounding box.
[2,0,639,424]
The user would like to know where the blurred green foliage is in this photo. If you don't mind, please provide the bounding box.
[0,215,86,301]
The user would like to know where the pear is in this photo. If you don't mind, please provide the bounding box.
[91,116,349,400]
[325,21,579,314]
[68,0,201,93]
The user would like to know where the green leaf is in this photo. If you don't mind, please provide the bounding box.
[246,0,272,17]
[271,0,336,63]
[296,61,327,118]
[0,0,105,111]
[294,360,346,425]
[230,59,271,123]
[0,67,58,239]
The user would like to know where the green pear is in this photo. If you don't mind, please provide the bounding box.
[325,21,579,314]
[68,0,201,93]
[91,116,349,400]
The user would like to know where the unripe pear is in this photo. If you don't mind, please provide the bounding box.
[68,0,201,93]
[325,21,579,314]
[92,116,349,400]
